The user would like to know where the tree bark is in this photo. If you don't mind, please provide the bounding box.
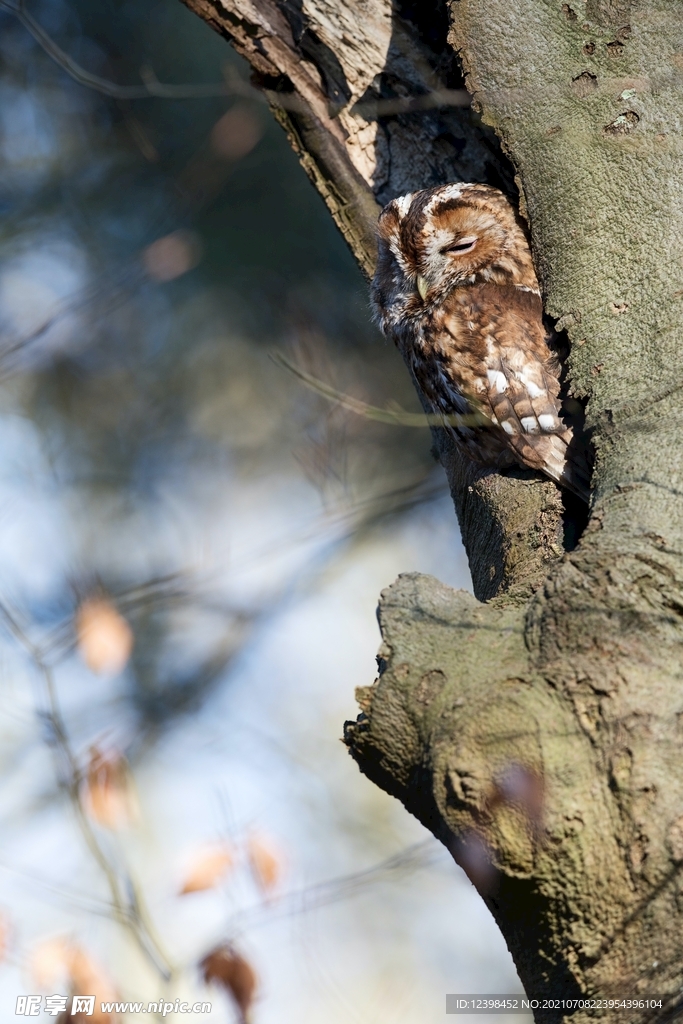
[181,0,683,1019]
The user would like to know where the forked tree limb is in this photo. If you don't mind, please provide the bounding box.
[181,0,560,601]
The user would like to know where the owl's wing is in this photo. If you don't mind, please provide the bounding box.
[440,290,562,433]
[439,287,590,498]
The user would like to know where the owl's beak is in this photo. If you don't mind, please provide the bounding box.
[416,274,429,301]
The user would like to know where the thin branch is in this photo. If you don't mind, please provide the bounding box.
[351,88,471,118]
[0,0,232,99]
[0,269,141,381]
[0,599,176,981]
[223,839,441,939]
[271,351,489,428]
[0,0,471,116]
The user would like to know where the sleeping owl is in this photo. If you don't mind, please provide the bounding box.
[371,182,590,501]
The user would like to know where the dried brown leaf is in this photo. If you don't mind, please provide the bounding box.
[30,936,72,989]
[76,598,133,676]
[0,911,11,963]
[179,844,234,894]
[142,230,202,282]
[201,945,257,1024]
[68,946,118,1015]
[210,106,263,161]
[31,938,118,1021]
[82,747,139,829]
[247,832,282,895]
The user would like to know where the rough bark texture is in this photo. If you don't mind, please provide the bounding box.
[181,0,683,1020]
[181,0,565,601]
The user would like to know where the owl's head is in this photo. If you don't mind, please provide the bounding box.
[373,183,537,321]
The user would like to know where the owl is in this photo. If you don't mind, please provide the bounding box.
[371,183,590,501]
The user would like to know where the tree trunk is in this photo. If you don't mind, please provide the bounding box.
[180,0,683,1019]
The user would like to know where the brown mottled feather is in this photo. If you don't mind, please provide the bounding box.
[371,183,590,500]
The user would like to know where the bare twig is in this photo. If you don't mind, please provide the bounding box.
[271,351,489,428]
[0,264,141,380]
[0,599,176,981]
[351,88,471,118]
[0,0,232,99]
[0,0,471,116]
[222,838,440,939]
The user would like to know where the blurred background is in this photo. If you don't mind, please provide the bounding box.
[0,1,525,1020]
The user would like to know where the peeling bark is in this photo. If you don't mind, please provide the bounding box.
[180,0,683,1019]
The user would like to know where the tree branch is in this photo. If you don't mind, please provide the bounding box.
[180,0,561,598]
